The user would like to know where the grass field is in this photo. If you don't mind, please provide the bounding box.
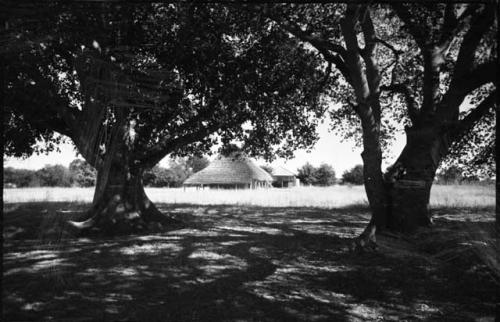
[3,184,495,209]
[3,184,497,321]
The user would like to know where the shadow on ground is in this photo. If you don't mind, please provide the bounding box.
[3,202,497,321]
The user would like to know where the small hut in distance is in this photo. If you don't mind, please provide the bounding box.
[183,151,273,189]
[271,166,299,188]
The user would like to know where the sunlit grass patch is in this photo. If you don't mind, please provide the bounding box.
[3,184,495,210]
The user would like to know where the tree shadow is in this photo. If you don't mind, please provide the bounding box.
[3,202,497,321]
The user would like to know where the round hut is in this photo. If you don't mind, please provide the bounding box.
[183,152,272,189]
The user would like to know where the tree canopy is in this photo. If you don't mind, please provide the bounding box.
[243,3,496,175]
[4,3,329,166]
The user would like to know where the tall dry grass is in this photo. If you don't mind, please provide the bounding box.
[429,184,495,209]
[3,184,494,209]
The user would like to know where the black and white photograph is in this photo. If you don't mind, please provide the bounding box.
[3,1,498,321]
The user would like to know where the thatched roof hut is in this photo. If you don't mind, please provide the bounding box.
[183,152,272,189]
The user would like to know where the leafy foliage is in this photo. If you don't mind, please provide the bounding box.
[34,165,73,187]
[341,165,364,185]
[249,3,496,177]
[143,166,180,187]
[186,156,209,174]
[69,159,96,187]
[296,162,336,186]
[315,163,336,186]
[4,3,329,169]
[296,163,317,186]
[3,168,38,188]
[143,157,204,187]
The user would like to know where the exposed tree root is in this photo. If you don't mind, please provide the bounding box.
[67,196,183,236]
[351,217,424,253]
[350,220,378,252]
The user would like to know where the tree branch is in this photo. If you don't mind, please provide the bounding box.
[453,4,495,78]
[340,4,371,104]
[391,3,427,48]
[238,3,352,85]
[358,5,381,95]
[450,60,497,98]
[274,19,351,84]
[451,90,496,142]
[140,122,221,168]
[380,83,419,124]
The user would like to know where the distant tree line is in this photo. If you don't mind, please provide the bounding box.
[4,156,209,188]
[4,163,82,188]
[435,165,490,185]
[336,164,488,186]
[295,163,365,186]
[335,164,488,186]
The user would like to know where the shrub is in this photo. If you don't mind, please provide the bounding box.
[341,164,364,185]
[69,159,96,187]
[315,163,336,186]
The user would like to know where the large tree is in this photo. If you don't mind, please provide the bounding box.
[241,3,496,245]
[4,3,328,234]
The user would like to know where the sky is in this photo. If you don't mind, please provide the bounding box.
[3,122,406,176]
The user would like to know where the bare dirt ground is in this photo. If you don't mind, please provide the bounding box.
[3,202,498,321]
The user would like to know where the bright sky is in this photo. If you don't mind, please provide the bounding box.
[4,121,406,176]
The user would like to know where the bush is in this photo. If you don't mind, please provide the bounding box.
[69,159,96,187]
[297,163,317,186]
[341,165,364,185]
[143,166,180,187]
[143,157,196,187]
[35,164,72,187]
[297,162,336,186]
[315,163,336,186]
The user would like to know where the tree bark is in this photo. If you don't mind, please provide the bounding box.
[386,125,448,232]
[356,123,452,250]
[354,104,390,248]
[69,157,179,235]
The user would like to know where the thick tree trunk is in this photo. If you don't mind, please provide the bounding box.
[386,126,447,232]
[68,120,180,235]
[356,125,449,250]
[69,161,179,235]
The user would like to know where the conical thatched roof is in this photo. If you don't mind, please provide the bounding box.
[184,153,273,185]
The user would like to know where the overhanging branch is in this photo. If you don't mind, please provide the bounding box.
[140,122,221,168]
[237,3,352,85]
[453,4,495,78]
[451,90,496,142]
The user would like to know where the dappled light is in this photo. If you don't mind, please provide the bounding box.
[3,202,497,321]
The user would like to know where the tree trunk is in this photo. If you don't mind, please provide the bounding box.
[69,161,179,235]
[68,121,180,235]
[386,126,447,232]
[355,114,390,249]
[356,124,449,250]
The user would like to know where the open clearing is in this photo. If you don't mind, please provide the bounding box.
[3,185,497,321]
[3,184,495,209]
